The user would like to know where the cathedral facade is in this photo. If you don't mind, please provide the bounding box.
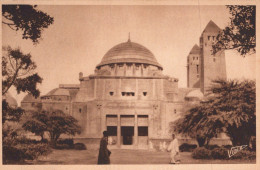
[21,20,229,149]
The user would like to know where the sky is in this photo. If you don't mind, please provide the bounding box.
[2,5,256,105]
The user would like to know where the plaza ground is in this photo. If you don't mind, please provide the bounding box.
[27,149,256,164]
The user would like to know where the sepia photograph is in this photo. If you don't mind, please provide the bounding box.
[1,2,257,167]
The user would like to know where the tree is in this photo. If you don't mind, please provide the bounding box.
[2,100,24,124]
[2,5,54,44]
[2,5,54,164]
[22,112,47,141]
[23,110,81,146]
[212,6,255,56]
[208,79,255,146]
[2,46,42,97]
[171,79,255,146]
[171,102,219,147]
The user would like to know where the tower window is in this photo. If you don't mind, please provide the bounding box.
[121,92,126,96]
[212,36,215,40]
[143,92,147,96]
[79,108,82,113]
[196,65,199,74]
[109,92,114,96]
[208,36,210,40]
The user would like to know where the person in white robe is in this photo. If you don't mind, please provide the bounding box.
[167,133,180,164]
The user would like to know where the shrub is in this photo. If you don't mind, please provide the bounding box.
[230,149,256,160]
[250,136,256,151]
[211,147,229,159]
[179,143,197,152]
[54,139,74,149]
[223,145,232,149]
[74,143,87,150]
[192,147,211,159]
[3,139,51,164]
[205,145,220,150]
[54,144,72,150]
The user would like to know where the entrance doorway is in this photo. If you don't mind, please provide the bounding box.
[121,126,134,145]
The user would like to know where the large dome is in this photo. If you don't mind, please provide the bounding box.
[96,39,162,69]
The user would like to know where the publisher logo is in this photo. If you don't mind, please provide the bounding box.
[228,145,247,158]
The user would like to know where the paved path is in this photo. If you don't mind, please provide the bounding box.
[29,149,255,165]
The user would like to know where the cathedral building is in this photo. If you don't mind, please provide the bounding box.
[21,20,230,149]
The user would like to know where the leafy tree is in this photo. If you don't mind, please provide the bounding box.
[23,110,81,146]
[22,112,47,141]
[2,46,42,97]
[171,79,255,146]
[212,6,255,56]
[2,5,54,164]
[171,103,218,147]
[2,5,54,44]
[208,79,255,146]
[2,100,24,124]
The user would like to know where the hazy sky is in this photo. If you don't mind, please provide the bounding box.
[2,5,256,105]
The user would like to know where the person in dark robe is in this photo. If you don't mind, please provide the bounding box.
[97,131,111,164]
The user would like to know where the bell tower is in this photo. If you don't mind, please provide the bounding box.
[187,44,200,88]
[200,20,227,94]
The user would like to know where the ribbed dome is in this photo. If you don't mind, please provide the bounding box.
[96,40,162,69]
[3,92,18,108]
[185,89,204,99]
[22,94,41,103]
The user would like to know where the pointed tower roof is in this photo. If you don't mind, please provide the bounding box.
[189,44,200,55]
[201,20,221,35]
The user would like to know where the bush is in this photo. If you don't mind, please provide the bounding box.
[250,136,256,151]
[74,143,87,150]
[192,147,212,159]
[55,139,74,149]
[205,145,220,150]
[54,144,72,150]
[57,139,74,146]
[211,147,229,159]
[223,145,232,149]
[230,149,256,160]
[179,143,197,152]
[3,139,51,164]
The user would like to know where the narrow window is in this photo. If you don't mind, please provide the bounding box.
[131,92,135,96]
[174,109,177,114]
[109,92,114,96]
[212,36,215,40]
[121,92,126,96]
[79,108,82,113]
[196,65,199,74]
[143,92,147,96]
[208,36,210,40]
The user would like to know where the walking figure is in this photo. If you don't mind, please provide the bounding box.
[98,131,111,164]
[167,133,180,164]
